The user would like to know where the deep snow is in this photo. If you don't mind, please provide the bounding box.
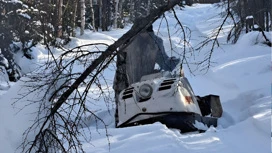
[0,3,271,153]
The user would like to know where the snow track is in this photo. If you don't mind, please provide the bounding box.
[80,3,270,153]
[212,54,269,72]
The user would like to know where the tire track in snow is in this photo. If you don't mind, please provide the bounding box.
[248,96,271,136]
[212,54,269,72]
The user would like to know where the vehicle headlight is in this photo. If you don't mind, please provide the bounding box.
[139,84,153,98]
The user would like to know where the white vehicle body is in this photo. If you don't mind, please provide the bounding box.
[117,72,204,127]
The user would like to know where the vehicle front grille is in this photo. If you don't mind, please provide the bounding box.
[122,87,134,99]
[158,79,175,91]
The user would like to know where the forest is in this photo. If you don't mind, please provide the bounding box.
[0,0,271,82]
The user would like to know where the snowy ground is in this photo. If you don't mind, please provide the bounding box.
[0,3,271,153]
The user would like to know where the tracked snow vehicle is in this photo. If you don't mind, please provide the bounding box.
[116,68,223,132]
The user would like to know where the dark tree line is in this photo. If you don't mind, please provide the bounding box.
[224,0,271,44]
[0,0,172,82]
[185,0,271,35]
[0,0,42,81]
[231,0,271,31]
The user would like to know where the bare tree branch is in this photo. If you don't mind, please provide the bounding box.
[195,0,234,72]
[23,1,183,152]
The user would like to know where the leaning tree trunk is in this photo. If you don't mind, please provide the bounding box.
[29,1,183,148]
[53,0,182,117]
[80,0,86,35]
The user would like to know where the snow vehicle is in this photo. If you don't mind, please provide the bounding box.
[116,66,223,132]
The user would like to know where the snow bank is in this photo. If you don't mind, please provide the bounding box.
[80,4,271,153]
[0,79,44,152]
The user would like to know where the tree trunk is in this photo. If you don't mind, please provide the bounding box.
[265,11,269,31]
[101,0,111,31]
[264,0,270,31]
[118,0,123,28]
[57,0,63,38]
[271,10,272,31]
[129,0,134,22]
[80,0,86,35]
[259,0,265,30]
[270,0,272,31]
[89,0,96,31]
[99,0,103,30]
[114,0,119,29]
[147,0,151,15]
[72,0,78,37]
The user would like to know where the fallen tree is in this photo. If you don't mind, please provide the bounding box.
[21,0,185,152]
